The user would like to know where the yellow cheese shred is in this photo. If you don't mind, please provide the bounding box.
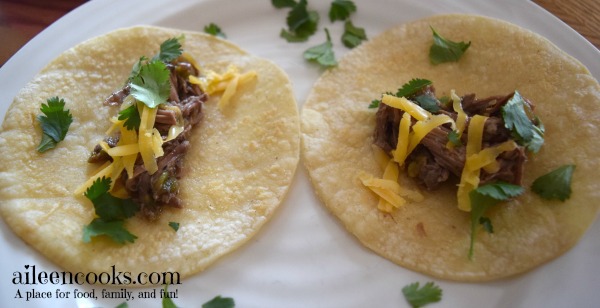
[447,90,467,148]
[392,112,412,166]
[360,158,424,213]
[457,115,487,211]
[381,94,430,121]
[407,114,454,155]
[189,65,257,111]
[138,104,159,174]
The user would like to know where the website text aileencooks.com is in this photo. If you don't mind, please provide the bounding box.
[12,265,181,286]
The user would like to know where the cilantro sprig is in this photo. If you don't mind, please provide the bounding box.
[204,23,227,38]
[368,78,432,109]
[83,177,139,244]
[202,295,235,308]
[152,36,184,63]
[36,97,73,153]
[329,0,356,22]
[280,0,319,42]
[501,91,545,153]
[271,0,297,8]
[303,28,337,68]
[130,60,171,108]
[531,165,575,201]
[468,182,524,259]
[341,20,367,48]
[118,104,141,130]
[402,281,443,308]
[429,26,471,65]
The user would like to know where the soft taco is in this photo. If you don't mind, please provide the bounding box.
[0,25,299,280]
[301,14,599,281]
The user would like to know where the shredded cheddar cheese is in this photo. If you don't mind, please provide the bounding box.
[457,115,487,211]
[366,87,522,215]
[392,112,412,166]
[189,64,257,111]
[382,94,430,121]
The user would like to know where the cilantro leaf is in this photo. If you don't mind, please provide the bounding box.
[169,222,180,232]
[429,27,471,65]
[469,182,524,259]
[152,36,184,63]
[115,303,128,308]
[36,97,73,153]
[130,60,171,108]
[204,23,227,38]
[83,219,138,244]
[531,165,575,201]
[341,20,367,48]
[303,28,337,68]
[127,56,148,83]
[395,78,432,98]
[202,295,235,308]
[118,104,141,130]
[368,99,381,109]
[329,0,356,22]
[271,0,297,8]
[502,91,536,142]
[414,94,440,113]
[83,177,139,244]
[402,281,442,308]
[281,0,319,42]
[525,117,545,153]
[162,285,178,308]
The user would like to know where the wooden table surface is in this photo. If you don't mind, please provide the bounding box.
[0,0,598,66]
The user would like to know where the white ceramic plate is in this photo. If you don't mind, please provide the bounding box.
[1,0,598,307]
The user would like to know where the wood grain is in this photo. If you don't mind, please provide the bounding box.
[532,0,600,50]
[0,0,86,66]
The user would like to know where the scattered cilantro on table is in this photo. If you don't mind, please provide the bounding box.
[162,284,178,308]
[280,0,319,42]
[468,182,524,259]
[36,96,73,153]
[202,295,235,308]
[204,23,227,38]
[273,0,364,64]
[429,26,471,65]
[130,60,171,108]
[271,0,297,8]
[303,28,337,68]
[531,164,575,201]
[118,104,141,130]
[83,177,139,244]
[329,0,356,22]
[402,281,442,308]
[341,19,367,48]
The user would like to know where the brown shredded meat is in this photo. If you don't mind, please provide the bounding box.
[89,57,206,220]
[373,85,529,190]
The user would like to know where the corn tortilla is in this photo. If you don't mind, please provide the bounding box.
[0,25,300,281]
[301,14,599,281]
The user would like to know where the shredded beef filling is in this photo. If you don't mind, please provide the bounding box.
[90,59,206,220]
[373,85,529,190]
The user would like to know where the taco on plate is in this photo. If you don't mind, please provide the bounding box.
[0,25,299,281]
[301,14,599,281]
